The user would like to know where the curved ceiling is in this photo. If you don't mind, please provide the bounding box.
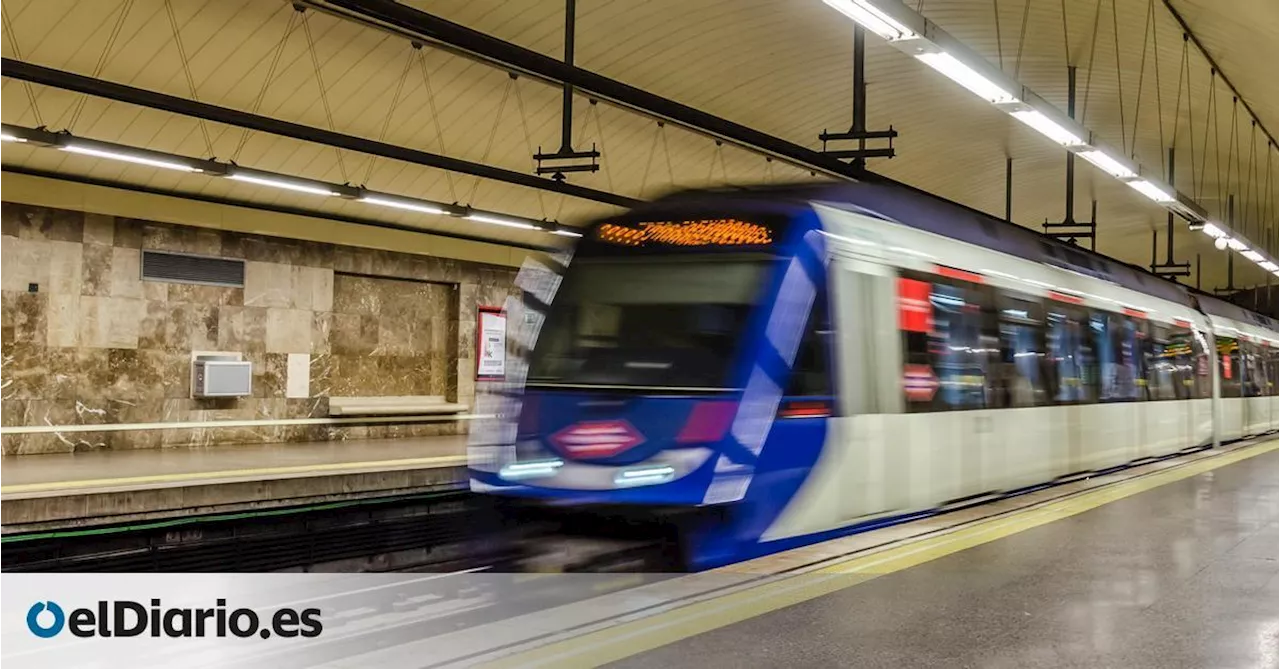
[2,0,1275,288]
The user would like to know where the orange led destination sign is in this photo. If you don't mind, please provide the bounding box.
[595,219,773,247]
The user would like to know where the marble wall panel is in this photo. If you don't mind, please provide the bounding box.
[11,205,84,242]
[265,308,313,353]
[82,213,115,245]
[109,247,144,299]
[217,306,268,353]
[78,296,144,349]
[45,294,79,347]
[1,203,519,450]
[81,243,114,296]
[244,261,293,308]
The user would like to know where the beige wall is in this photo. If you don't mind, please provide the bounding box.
[0,203,518,455]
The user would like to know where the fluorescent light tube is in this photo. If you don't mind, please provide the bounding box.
[1010,110,1086,146]
[466,213,538,230]
[359,195,447,215]
[1077,149,1136,177]
[916,52,1019,104]
[63,144,199,172]
[1241,249,1264,262]
[228,173,339,196]
[1126,179,1175,203]
[822,0,917,41]
[1200,222,1228,239]
[1226,237,1249,251]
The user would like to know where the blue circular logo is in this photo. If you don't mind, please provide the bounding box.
[27,601,65,638]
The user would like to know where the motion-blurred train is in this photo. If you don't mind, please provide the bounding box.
[468,180,1279,571]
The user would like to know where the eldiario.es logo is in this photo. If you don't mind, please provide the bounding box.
[27,599,322,639]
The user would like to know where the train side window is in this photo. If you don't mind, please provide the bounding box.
[1145,324,1178,400]
[1216,336,1242,398]
[786,293,833,398]
[1096,312,1143,402]
[1191,328,1213,399]
[1045,303,1097,404]
[1243,341,1266,398]
[1166,324,1198,400]
[995,293,1047,407]
[899,271,994,413]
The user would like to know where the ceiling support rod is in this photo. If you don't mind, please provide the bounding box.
[533,0,600,181]
[1160,0,1277,149]
[0,58,639,210]
[302,0,868,182]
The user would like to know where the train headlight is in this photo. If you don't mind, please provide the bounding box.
[614,466,676,487]
[499,459,565,480]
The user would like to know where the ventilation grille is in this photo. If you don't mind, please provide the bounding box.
[141,251,245,287]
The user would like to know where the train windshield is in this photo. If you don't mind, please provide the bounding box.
[526,254,773,390]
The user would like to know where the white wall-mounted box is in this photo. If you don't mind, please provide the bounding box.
[192,355,253,398]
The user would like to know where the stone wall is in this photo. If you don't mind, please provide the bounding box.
[0,203,518,455]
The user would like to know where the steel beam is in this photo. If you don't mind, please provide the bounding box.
[304,0,868,182]
[1,58,639,209]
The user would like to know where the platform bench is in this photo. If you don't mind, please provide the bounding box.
[328,396,469,417]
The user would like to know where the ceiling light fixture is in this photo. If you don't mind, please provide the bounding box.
[1125,179,1176,204]
[821,0,917,41]
[63,144,201,172]
[1241,249,1265,262]
[915,51,1019,104]
[466,213,540,230]
[1200,222,1228,239]
[1076,149,1137,178]
[228,172,341,197]
[359,195,448,215]
[1011,110,1086,146]
[3,122,591,242]
[1226,237,1249,252]
[818,0,1279,268]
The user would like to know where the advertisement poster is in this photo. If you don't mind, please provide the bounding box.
[477,306,507,380]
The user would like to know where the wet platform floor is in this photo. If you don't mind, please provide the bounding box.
[613,448,1279,669]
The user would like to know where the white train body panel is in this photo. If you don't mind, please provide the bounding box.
[763,203,1269,543]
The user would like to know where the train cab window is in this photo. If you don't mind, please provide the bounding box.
[786,294,833,398]
[1216,336,1242,398]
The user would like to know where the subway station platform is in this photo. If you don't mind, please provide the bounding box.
[0,436,468,533]
[285,437,1274,669]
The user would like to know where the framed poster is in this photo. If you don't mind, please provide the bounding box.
[477,306,507,380]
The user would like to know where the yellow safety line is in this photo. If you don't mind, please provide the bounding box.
[0,455,469,495]
[478,440,1278,669]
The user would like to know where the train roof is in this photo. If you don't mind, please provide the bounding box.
[641,179,1274,326]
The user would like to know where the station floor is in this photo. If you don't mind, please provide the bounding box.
[0,435,466,496]
[610,446,1279,669]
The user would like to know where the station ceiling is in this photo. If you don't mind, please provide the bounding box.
[2,0,1276,289]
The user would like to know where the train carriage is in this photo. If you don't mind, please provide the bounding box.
[468,181,1279,571]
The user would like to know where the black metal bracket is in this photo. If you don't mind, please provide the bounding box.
[534,143,600,181]
[532,0,601,182]
[1042,200,1098,249]
[818,25,895,168]
[1151,148,1189,280]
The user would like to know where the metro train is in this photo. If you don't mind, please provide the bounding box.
[467,180,1280,571]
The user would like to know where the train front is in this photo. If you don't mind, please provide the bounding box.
[468,200,833,571]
